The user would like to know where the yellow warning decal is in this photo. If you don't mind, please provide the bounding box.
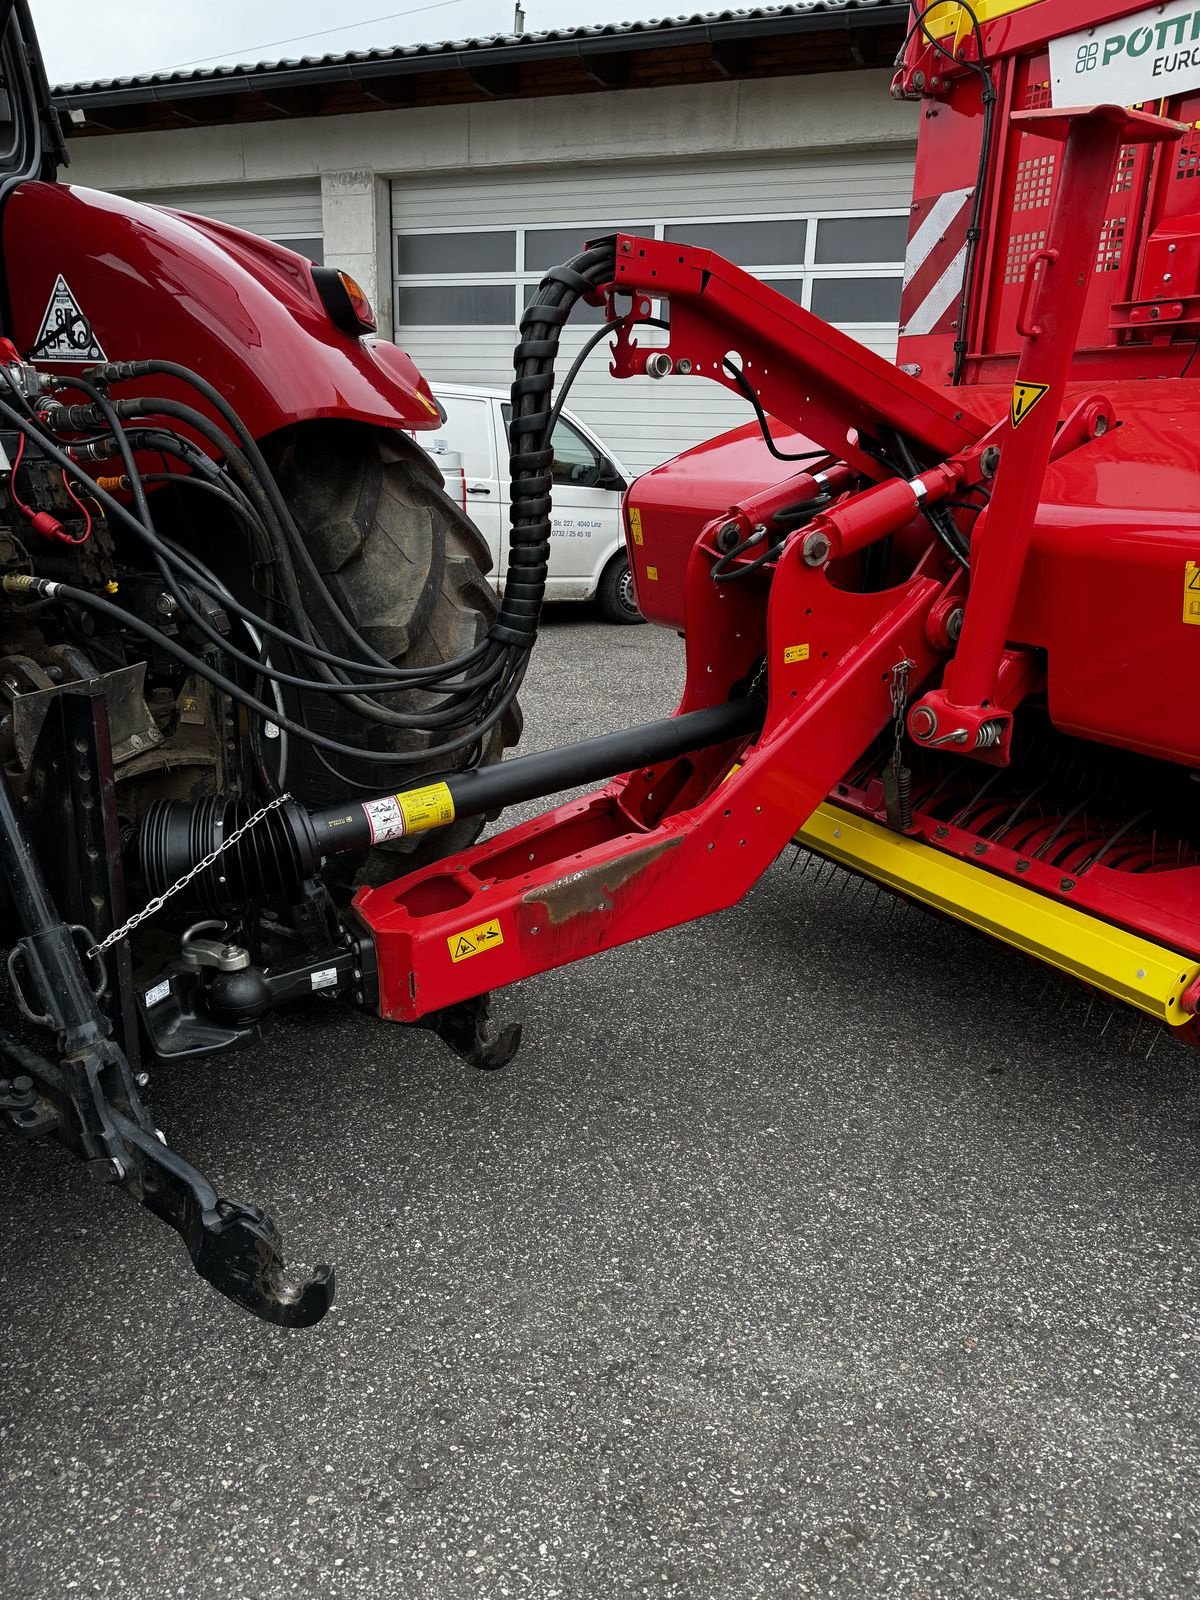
[783,643,810,664]
[1010,380,1050,429]
[645,565,659,581]
[363,782,455,843]
[1185,560,1200,626]
[447,918,505,963]
[628,506,644,546]
[396,781,455,835]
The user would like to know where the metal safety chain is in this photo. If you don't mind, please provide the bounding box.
[86,792,294,959]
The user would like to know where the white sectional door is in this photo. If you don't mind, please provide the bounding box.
[389,147,916,478]
[116,179,324,263]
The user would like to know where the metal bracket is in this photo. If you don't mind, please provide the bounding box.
[418,993,523,1071]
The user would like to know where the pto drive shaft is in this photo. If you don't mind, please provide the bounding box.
[138,696,764,913]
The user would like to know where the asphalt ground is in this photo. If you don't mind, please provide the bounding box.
[4,606,1200,1599]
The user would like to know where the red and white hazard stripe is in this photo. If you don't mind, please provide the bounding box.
[900,186,973,337]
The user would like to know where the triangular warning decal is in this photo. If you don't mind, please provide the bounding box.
[30,275,106,363]
[453,935,475,959]
[1010,380,1049,429]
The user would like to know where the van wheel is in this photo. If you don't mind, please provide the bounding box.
[597,553,644,625]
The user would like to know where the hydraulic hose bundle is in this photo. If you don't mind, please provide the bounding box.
[0,238,620,787]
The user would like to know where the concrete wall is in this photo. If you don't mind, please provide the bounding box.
[64,73,916,341]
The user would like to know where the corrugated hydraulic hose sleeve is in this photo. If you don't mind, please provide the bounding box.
[494,243,617,649]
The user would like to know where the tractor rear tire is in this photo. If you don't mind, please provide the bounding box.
[273,422,522,886]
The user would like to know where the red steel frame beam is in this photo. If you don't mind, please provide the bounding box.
[354,235,1001,1020]
[605,236,987,473]
[910,103,1184,757]
[355,537,945,1023]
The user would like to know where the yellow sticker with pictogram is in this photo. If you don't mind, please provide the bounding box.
[1185,560,1200,626]
[397,781,455,834]
[362,781,455,844]
[645,565,659,581]
[628,506,644,546]
[783,643,810,664]
[1010,380,1050,429]
[447,918,505,963]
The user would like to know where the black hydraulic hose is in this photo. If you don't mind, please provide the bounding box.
[105,395,515,729]
[5,574,518,768]
[101,394,409,684]
[3,396,503,700]
[721,358,829,465]
[30,389,426,710]
[92,371,499,684]
[87,368,493,680]
[33,254,617,772]
[61,388,458,711]
[140,469,277,530]
[138,457,494,684]
[84,254,617,672]
[889,429,969,570]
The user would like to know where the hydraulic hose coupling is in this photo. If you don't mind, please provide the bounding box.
[84,361,153,384]
[799,459,967,566]
[41,400,106,432]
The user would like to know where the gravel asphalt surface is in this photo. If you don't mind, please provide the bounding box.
[4,607,1200,1599]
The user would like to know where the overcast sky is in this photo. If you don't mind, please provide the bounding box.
[29,0,671,86]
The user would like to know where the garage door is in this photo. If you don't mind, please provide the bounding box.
[118,179,324,264]
[391,149,915,477]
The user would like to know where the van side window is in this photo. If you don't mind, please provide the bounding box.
[439,397,495,479]
[550,418,602,488]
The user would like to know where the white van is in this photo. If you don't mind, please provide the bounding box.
[417,384,642,624]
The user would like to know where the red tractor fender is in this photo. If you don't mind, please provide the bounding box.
[1,181,442,438]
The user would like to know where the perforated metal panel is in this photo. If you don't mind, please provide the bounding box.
[981,52,1150,357]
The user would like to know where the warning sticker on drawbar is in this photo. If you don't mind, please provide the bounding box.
[362,794,406,843]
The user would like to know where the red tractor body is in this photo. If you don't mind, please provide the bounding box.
[3,180,442,441]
